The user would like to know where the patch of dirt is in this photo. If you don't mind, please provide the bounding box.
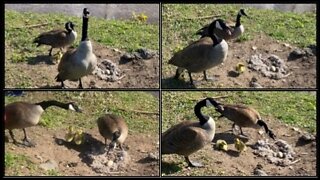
[5,127,159,176]
[162,33,316,88]
[161,117,316,176]
[5,42,159,88]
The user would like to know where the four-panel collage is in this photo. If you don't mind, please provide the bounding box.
[4,3,317,177]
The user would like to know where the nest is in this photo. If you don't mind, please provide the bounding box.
[93,59,124,82]
[252,139,297,167]
[248,54,290,80]
[85,146,130,174]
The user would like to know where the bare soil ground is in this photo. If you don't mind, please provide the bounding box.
[5,42,159,89]
[162,117,317,176]
[5,126,159,176]
[162,33,316,88]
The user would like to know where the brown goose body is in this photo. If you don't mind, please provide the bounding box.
[214,102,276,140]
[162,120,214,156]
[161,97,218,167]
[218,104,261,128]
[168,37,228,73]
[5,102,44,130]
[34,21,77,56]
[5,100,82,147]
[97,114,128,149]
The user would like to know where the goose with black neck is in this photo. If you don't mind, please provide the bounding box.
[196,9,249,40]
[162,97,218,167]
[55,8,97,89]
[5,100,82,147]
[168,19,230,87]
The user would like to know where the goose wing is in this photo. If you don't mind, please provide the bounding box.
[162,121,208,155]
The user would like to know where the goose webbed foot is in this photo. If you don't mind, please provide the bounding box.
[22,138,36,147]
[185,156,204,168]
[188,72,199,88]
[203,71,216,82]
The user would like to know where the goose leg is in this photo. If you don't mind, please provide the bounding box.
[232,123,237,135]
[239,127,249,138]
[203,71,215,81]
[78,78,83,89]
[60,81,66,89]
[188,72,198,87]
[9,130,19,145]
[185,156,203,167]
[48,47,53,56]
[22,129,35,147]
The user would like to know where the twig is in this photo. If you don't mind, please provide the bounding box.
[117,107,159,115]
[289,159,301,165]
[183,15,222,20]
[13,22,50,29]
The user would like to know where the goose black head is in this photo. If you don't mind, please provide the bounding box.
[214,19,232,36]
[83,8,90,18]
[204,97,220,108]
[68,102,82,113]
[239,9,249,17]
[65,21,75,31]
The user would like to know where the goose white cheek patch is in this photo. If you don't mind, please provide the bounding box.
[215,21,223,31]
[69,104,76,111]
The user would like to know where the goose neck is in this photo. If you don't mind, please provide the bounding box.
[235,14,242,27]
[81,15,89,41]
[194,100,208,126]
[36,100,68,110]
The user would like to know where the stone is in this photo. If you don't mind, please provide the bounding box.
[39,160,58,171]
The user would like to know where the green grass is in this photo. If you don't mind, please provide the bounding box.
[5,153,37,176]
[5,9,159,63]
[162,4,316,78]
[4,91,159,134]
[162,91,316,133]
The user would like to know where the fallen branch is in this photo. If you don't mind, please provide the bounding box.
[13,22,51,29]
[183,15,222,20]
[117,107,159,115]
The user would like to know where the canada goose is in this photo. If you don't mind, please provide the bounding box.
[234,138,247,153]
[33,21,77,56]
[162,97,218,167]
[168,19,231,86]
[97,114,128,153]
[55,8,97,89]
[5,100,82,147]
[211,99,276,140]
[196,9,249,40]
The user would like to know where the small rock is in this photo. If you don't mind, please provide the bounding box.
[292,127,299,132]
[270,66,276,72]
[147,153,158,161]
[277,152,284,158]
[252,46,257,50]
[121,53,135,60]
[289,49,305,59]
[283,43,290,47]
[254,169,268,176]
[40,160,58,171]
[107,160,114,167]
[258,130,264,135]
[300,134,316,142]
